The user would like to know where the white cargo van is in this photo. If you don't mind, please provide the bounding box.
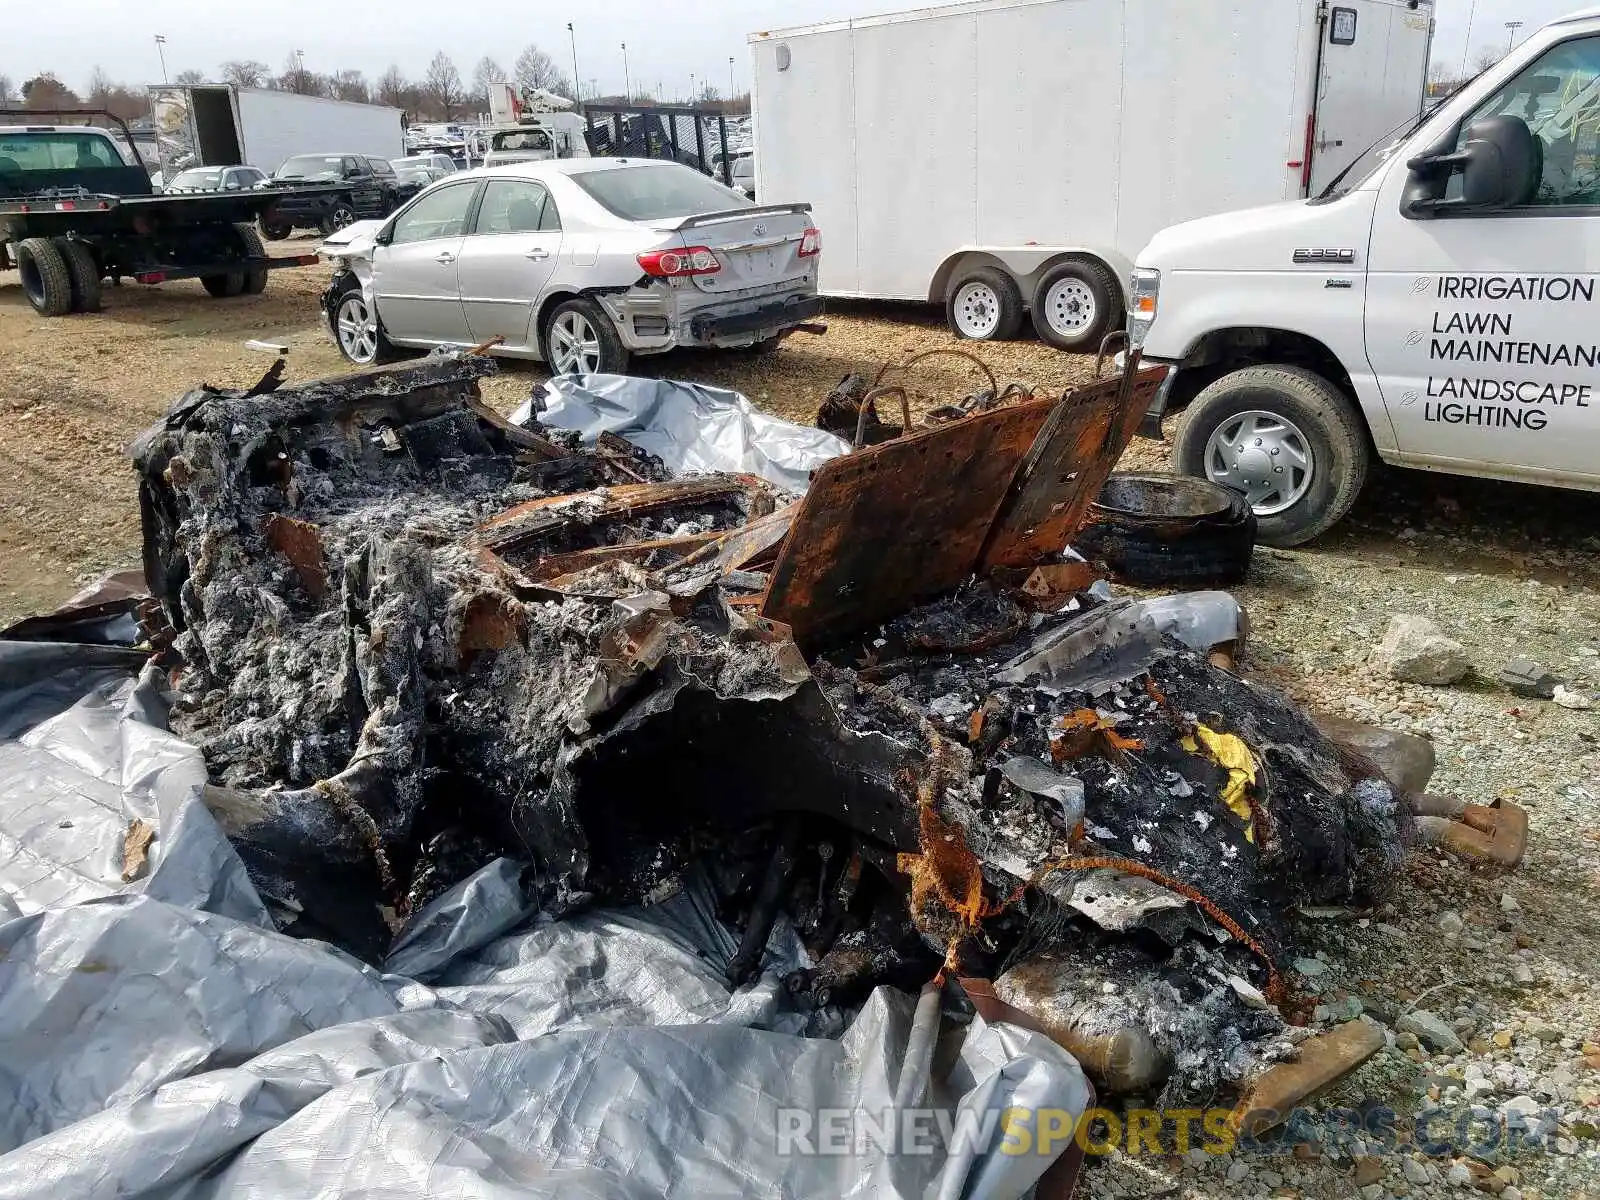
[750,0,1435,350]
[1133,8,1600,545]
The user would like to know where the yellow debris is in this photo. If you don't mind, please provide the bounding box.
[1180,724,1257,843]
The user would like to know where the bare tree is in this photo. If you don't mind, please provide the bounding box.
[0,74,13,104]
[424,52,464,118]
[86,65,115,105]
[220,60,271,89]
[375,65,409,109]
[281,52,318,96]
[331,69,369,103]
[513,44,571,100]
[1426,58,1461,98]
[1471,45,1506,74]
[470,56,507,107]
[173,68,206,86]
[21,73,79,109]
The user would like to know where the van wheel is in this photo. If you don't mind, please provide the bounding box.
[946,267,1024,340]
[1172,365,1369,547]
[1030,258,1121,351]
[15,237,74,316]
[53,237,103,312]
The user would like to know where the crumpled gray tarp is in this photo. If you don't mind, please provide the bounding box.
[0,643,1090,1198]
[509,374,850,495]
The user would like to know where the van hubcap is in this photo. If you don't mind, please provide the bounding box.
[1204,410,1314,515]
[548,310,603,374]
[1044,278,1097,335]
[952,281,1002,338]
[336,293,378,363]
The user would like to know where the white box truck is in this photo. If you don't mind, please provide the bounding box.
[749,0,1434,351]
[1131,7,1600,546]
[149,86,404,177]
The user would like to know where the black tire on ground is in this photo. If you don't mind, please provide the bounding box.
[15,237,74,317]
[329,277,402,366]
[202,272,246,298]
[52,237,103,313]
[945,266,1025,341]
[1172,364,1371,548]
[260,221,291,241]
[234,223,269,295]
[320,201,357,236]
[1029,257,1123,352]
[1075,474,1258,589]
[541,296,630,376]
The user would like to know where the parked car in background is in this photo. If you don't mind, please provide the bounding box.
[394,153,457,178]
[730,153,756,200]
[318,158,823,375]
[164,165,270,192]
[261,153,407,238]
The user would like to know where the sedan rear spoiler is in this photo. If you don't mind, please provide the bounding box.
[658,202,813,232]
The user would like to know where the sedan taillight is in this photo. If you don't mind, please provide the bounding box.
[637,247,721,277]
[798,227,822,258]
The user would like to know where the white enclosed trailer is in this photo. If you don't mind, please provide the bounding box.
[749,0,1434,350]
[150,86,404,177]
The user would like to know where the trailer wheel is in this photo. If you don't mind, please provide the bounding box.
[202,272,247,298]
[234,223,269,295]
[1172,364,1370,547]
[52,237,103,313]
[15,238,74,317]
[1030,258,1122,352]
[945,267,1024,341]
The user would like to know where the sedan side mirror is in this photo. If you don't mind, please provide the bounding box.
[1404,115,1541,217]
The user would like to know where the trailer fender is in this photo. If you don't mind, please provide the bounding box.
[928,246,1133,309]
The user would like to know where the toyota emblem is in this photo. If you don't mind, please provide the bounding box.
[752,222,767,236]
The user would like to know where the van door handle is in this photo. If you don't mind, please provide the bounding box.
[525,248,550,260]
[435,251,456,264]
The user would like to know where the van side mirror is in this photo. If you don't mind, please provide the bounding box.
[1403,115,1540,218]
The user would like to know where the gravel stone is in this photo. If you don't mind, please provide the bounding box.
[1376,615,1471,685]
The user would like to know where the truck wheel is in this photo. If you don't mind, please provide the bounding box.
[52,237,103,313]
[15,238,74,317]
[234,223,269,295]
[542,297,629,376]
[331,280,400,365]
[1172,364,1370,548]
[260,220,291,241]
[320,201,357,236]
[1030,258,1122,352]
[946,267,1024,341]
[202,273,246,298]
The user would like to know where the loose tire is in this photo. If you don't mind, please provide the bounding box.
[1172,365,1370,547]
[1075,473,1258,589]
[320,200,357,236]
[260,220,291,241]
[234,223,269,295]
[330,279,401,366]
[15,237,74,317]
[52,237,103,313]
[202,272,246,298]
[542,297,629,376]
[1030,258,1122,352]
[945,267,1024,341]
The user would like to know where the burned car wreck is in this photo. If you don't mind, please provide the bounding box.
[124,352,1488,1124]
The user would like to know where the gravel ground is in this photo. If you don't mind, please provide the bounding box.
[3,244,1599,1198]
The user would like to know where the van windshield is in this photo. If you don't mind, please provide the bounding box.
[1314,108,1434,201]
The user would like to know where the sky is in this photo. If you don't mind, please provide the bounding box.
[1,0,1590,102]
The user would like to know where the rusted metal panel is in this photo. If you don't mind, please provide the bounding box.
[263,513,327,600]
[761,395,1058,649]
[980,366,1168,570]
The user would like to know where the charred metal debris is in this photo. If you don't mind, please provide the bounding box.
[128,352,1515,1112]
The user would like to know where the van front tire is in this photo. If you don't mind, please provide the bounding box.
[1172,365,1369,547]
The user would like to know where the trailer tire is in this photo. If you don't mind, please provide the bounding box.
[1030,257,1122,352]
[15,238,74,317]
[234,223,269,295]
[52,237,103,313]
[946,267,1024,341]
[1172,364,1370,548]
[202,272,246,298]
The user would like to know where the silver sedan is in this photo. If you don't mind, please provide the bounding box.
[318,158,823,375]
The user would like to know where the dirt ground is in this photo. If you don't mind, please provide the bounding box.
[4,233,1600,1197]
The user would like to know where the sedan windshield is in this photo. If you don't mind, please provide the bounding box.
[571,163,749,221]
[169,168,225,189]
[276,155,343,180]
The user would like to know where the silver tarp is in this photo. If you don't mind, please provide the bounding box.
[508,374,851,495]
[0,644,1090,1198]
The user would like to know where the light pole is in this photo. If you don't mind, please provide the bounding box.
[728,56,735,102]
[1505,20,1523,50]
[295,49,307,94]
[154,34,169,84]
[621,42,631,100]
[689,72,696,104]
[567,23,581,104]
